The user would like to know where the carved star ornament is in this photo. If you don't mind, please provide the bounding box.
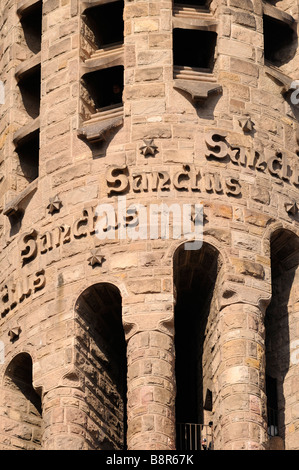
[140,139,158,157]
[47,195,62,214]
[239,116,255,133]
[285,201,298,216]
[88,249,105,267]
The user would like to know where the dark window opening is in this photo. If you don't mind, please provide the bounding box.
[9,210,24,237]
[18,65,41,119]
[265,230,299,447]
[83,66,124,112]
[174,0,210,9]
[203,389,213,412]
[16,129,39,183]
[264,15,295,66]
[173,29,217,71]
[174,243,220,451]
[83,1,124,49]
[20,1,42,54]
[266,375,278,437]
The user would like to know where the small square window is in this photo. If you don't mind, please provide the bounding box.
[173,29,217,71]
[83,1,124,49]
[82,65,124,113]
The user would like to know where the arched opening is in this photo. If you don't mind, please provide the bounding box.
[174,242,222,450]
[265,229,299,450]
[75,283,127,450]
[1,353,42,450]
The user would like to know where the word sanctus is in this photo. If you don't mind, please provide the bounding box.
[106,164,241,196]
[205,131,299,187]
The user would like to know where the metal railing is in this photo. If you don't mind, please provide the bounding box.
[176,423,214,451]
[267,407,279,437]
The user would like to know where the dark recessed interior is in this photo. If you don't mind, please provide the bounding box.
[84,1,124,48]
[173,29,217,70]
[18,65,41,119]
[5,353,42,416]
[265,230,299,440]
[20,1,42,54]
[174,244,220,426]
[17,129,39,182]
[174,0,209,8]
[83,66,124,111]
[264,15,295,65]
[76,283,127,450]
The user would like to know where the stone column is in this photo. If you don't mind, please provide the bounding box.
[42,384,90,450]
[124,314,176,450]
[214,281,271,450]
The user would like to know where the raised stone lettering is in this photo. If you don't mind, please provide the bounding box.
[205,131,229,160]
[20,229,38,265]
[106,165,129,195]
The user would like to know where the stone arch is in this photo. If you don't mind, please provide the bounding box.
[74,282,127,450]
[265,228,299,450]
[173,241,224,450]
[0,352,42,449]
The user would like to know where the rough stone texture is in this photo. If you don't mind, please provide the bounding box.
[0,0,299,451]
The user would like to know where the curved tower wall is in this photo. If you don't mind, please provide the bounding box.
[0,0,299,450]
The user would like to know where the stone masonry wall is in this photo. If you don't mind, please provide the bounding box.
[0,0,299,451]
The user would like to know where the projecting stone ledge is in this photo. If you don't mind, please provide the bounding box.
[173,79,222,103]
[3,180,38,217]
[77,112,123,143]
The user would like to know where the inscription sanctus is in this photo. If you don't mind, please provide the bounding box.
[106,164,241,197]
[205,131,299,187]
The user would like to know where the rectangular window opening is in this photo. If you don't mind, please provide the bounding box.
[20,1,42,54]
[263,14,296,66]
[18,65,41,119]
[16,129,39,183]
[173,29,217,72]
[83,1,124,50]
[174,0,210,9]
[82,65,124,116]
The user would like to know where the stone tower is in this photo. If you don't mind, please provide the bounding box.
[0,0,299,451]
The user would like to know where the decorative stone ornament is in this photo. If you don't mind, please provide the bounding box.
[8,326,21,341]
[285,201,298,216]
[139,139,158,157]
[239,116,254,133]
[47,195,62,214]
[88,249,105,267]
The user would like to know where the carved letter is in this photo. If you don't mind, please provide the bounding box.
[0,284,9,317]
[173,166,190,191]
[205,132,229,160]
[20,229,38,265]
[291,163,299,186]
[190,167,201,191]
[61,224,71,244]
[225,177,241,196]
[17,274,32,302]
[33,270,46,292]
[39,231,53,254]
[158,171,170,191]
[83,206,96,235]
[106,165,129,195]
[132,173,148,192]
[73,217,88,239]
[267,153,283,179]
